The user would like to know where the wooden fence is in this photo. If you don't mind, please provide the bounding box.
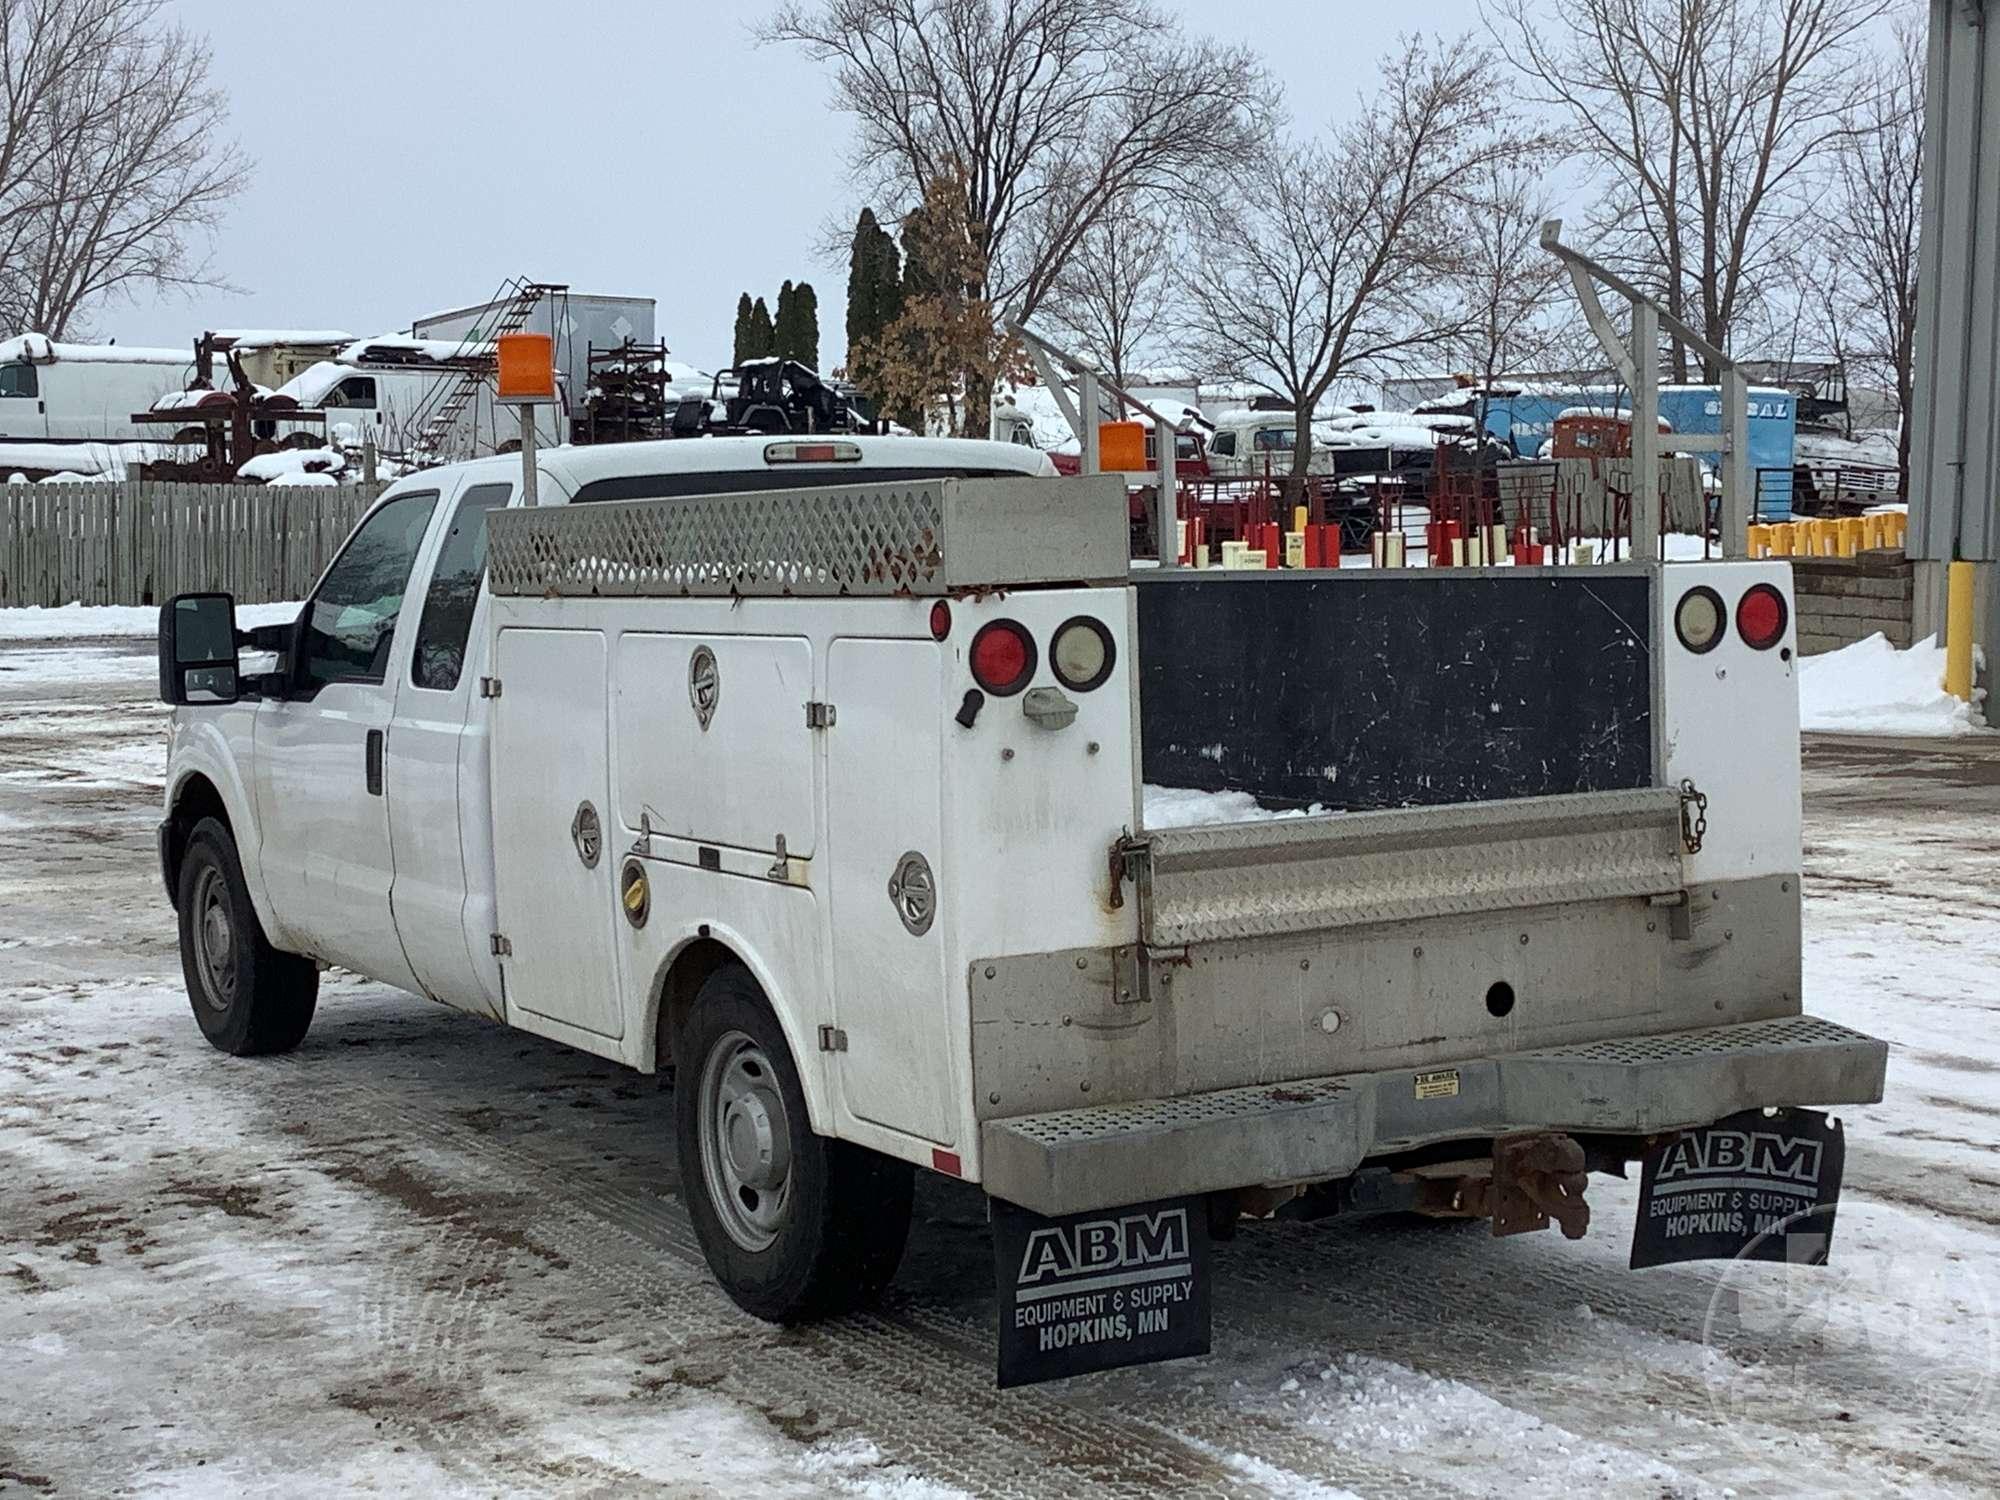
[0,481,386,608]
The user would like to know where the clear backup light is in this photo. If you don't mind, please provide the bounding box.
[1050,616,1115,691]
[1736,583,1789,650]
[1675,586,1726,654]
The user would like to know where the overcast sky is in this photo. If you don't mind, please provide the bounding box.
[107,0,1493,367]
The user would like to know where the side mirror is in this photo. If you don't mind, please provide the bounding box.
[158,592,241,705]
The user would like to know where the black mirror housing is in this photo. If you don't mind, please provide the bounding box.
[158,592,242,706]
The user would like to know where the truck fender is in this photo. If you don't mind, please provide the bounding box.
[162,739,280,938]
[643,923,831,1136]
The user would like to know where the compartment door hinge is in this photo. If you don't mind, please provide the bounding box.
[817,1024,848,1052]
[490,933,512,957]
[806,701,836,729]
[479,676,503,699]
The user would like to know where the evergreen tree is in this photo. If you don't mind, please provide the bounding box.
[773,280,798,359]
[732,292,755,365]
[846,209,903,400]
[792,281,820,369]
[746,296,775,359]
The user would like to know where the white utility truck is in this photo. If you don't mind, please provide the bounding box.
[157,433,1886,1386]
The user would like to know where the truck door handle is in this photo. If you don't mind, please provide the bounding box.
[366,729,384,796]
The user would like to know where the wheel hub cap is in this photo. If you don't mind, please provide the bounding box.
[697,1032,795,1252]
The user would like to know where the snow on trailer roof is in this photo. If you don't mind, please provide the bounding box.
[211,329,355,348]
[0,333,202,367]
[336,335,482,366]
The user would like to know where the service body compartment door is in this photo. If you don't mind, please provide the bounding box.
[614,632,815,856]
[490,626,624,1040]
[826,638,955,1145]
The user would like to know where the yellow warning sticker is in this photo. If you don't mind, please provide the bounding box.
[1413,1068,1461,1101]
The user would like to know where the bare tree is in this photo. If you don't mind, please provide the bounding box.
[762,0,1270,433]
[1497,0,1895,380]
[1181,35,1530,501]
[1818,10,1925,490]
[1451,155,1573,444]
[1038,194,1173,388]
[0,0,247,339]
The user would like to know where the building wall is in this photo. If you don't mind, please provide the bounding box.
[1791,554,1915,657]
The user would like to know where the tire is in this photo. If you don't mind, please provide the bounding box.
[674,965,914,1322]
[176,817,319,1056]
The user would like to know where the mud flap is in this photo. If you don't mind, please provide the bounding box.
[991,1195,1211,1388]
[1631,1108,1846,1269]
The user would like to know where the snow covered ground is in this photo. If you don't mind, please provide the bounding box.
[2,619,1997,1498]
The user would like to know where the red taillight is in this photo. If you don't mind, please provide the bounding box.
[969,619,1035,696]
[1736,583,1788,650]
[929,601,951,640]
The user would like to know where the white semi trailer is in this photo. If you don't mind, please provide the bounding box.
[153,433,1885,1385]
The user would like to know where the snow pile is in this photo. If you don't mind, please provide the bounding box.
[0,440,176,480]
[1800,632,1988,736]
[1143,784,1328,827]
[0,600,300,641]
[1313,410,1478,452]
[238,446,346,484]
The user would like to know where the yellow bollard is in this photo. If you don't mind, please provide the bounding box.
[1815,518,1841,557]
[1768,521,1793,557]
[1886,511,1908,551]
[1747,523,1772,558]
[1945,561,1976,702]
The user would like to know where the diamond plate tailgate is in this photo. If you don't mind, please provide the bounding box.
[1136,787,1686,946]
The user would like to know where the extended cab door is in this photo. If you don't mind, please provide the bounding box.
[253,487,440,991]
[384,480,513,1016]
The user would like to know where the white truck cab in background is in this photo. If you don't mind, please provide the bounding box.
[155,432,1886,1381]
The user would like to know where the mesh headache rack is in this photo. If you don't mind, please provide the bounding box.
[485,474,1129,598]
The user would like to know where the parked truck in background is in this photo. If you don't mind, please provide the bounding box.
[0,334,213,442]
[153,434,1887,1385]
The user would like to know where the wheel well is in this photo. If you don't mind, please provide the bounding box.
[652,936,741,1073]
[163,774,231,906]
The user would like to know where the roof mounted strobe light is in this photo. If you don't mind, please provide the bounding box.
[764,439,861,464]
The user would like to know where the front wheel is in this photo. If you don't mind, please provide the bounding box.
[176,817,319,1055]
[674,965,913,1322]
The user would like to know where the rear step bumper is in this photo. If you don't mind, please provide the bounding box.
[979,1014,1887,1218]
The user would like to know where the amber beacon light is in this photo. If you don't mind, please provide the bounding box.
[496,332,557,404]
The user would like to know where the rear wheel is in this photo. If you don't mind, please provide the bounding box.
[675,965,913,1321]
[176,817,319,1055]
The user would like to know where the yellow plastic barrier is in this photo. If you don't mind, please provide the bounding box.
[1747,524,1773,558]
[1885,511,1908,551]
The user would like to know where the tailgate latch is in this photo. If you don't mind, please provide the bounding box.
[1677,778,1708,855]
[1107,833,1149,911]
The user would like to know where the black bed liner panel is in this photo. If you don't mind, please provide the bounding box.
[1135,570,1654,812]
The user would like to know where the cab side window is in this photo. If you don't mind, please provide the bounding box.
[411,482,511,691]
[1211,431,1237,458]
[298,490,439,691]
[325,376,377,409]
[0,363,37,399]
